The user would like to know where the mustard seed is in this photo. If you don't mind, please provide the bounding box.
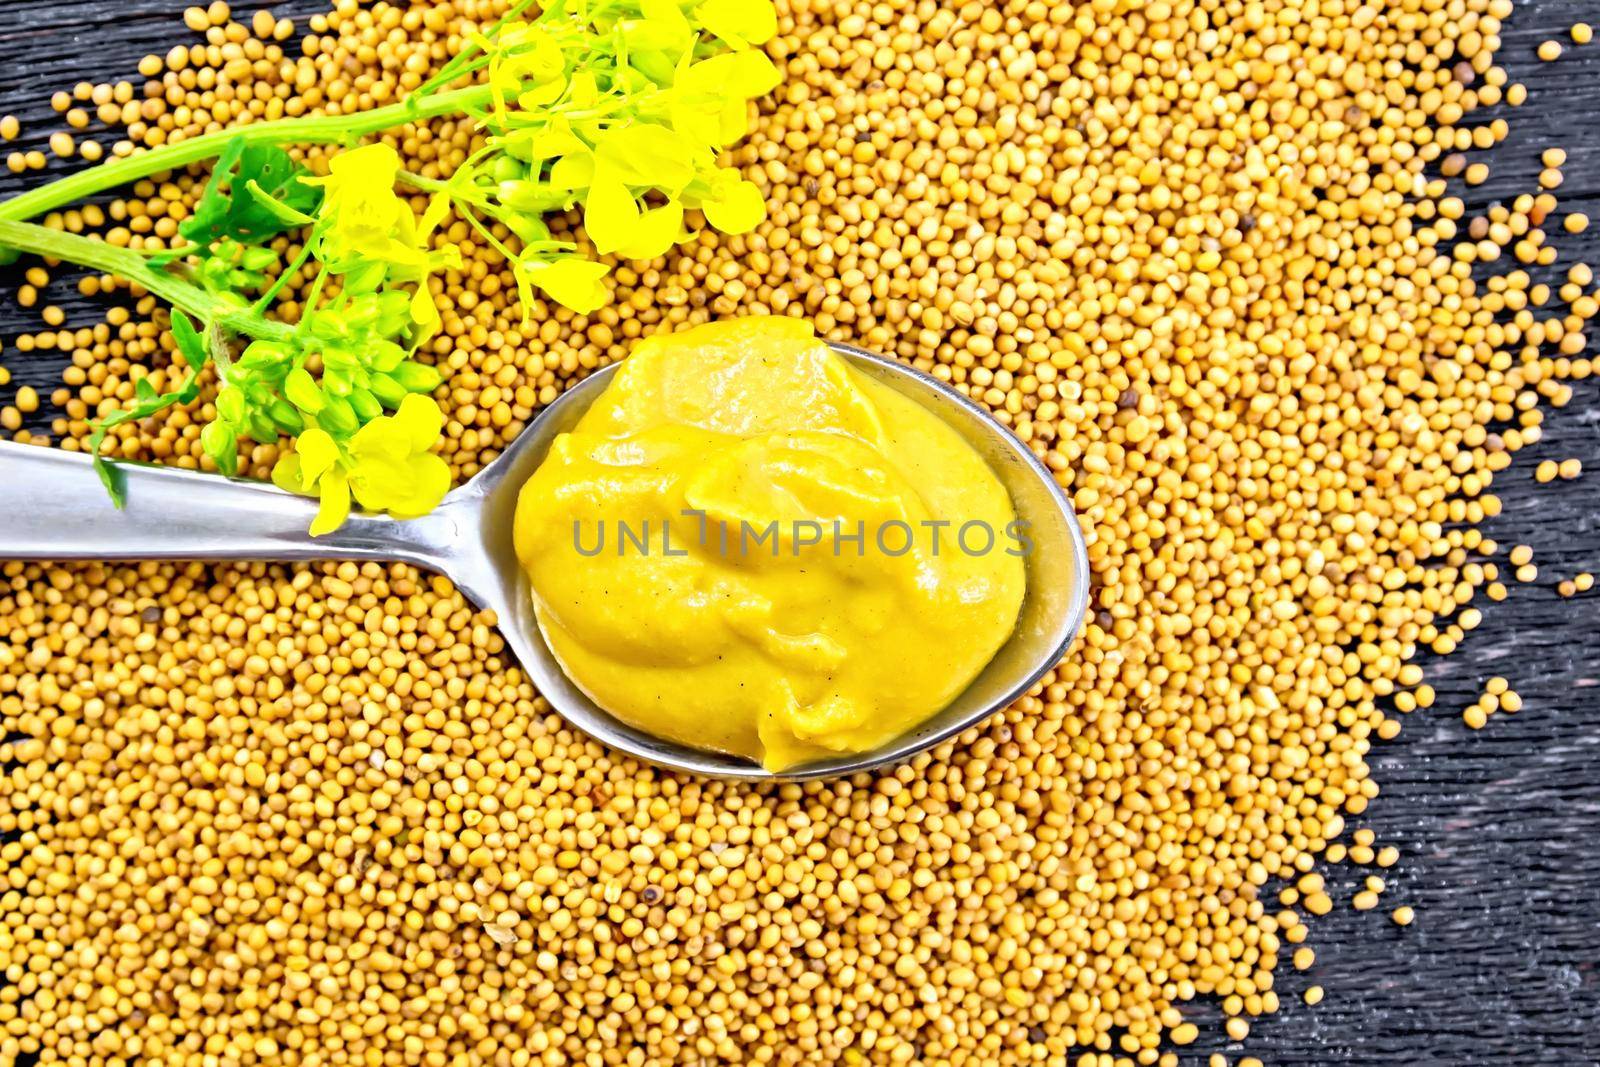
[1,0,1596,1060]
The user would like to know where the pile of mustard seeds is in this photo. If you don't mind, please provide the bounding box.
[2,0,1597,1063]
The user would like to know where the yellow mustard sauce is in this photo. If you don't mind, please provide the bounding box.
[513,317,1026,770]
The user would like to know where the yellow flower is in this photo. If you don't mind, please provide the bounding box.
[344,394,452,518]
[304,143,425,273]
[271,395,451,535]
[304,143,460,337]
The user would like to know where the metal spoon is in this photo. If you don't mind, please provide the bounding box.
[0,341,1089,780]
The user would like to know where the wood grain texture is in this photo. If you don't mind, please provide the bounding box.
[2,2,1599,1065]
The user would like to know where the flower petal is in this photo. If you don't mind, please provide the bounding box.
[583,175,642,256]
[394,394,444,451]
[521,257,611,314]
[386,454,452,519]
[272,453,305,494]
[618,200,685,260]
[310,471,352,537]
[703,176,766,234]
[296,427,342,486]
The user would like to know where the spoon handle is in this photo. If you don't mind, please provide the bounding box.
[0,440,448,569]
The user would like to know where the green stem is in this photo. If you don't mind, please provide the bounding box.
[410,0,539,100]
[0,218,294,343]
[0,84,494,225]
[251,233,318,316]
[397,171,448,194]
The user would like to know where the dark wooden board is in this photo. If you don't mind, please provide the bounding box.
[2,2,1598,1065]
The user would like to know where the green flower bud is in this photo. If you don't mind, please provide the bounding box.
[216,386,248,425]
[492,155,527,183]
[201,420,238,476]
[269,398,304,435]
[343,260,386,295]
[393,361,444,394]
[284,368,325,413]
[237,340,291,372]
[246,410,281,445]
[368,372,408,408]
[504,211,552,246]
[319,395,359,435]
[367,340,407,373]
[240,246,279,272]
[350,387,382,422]
[373,291,412,337]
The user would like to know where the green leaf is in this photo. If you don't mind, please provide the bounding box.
[170,310,208,371]
[90,449,127,507]
[244,179,315,227]
[179,140,322,248]
[86,367,201,507]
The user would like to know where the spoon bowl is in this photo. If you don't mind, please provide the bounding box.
[0,341,1089,780]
